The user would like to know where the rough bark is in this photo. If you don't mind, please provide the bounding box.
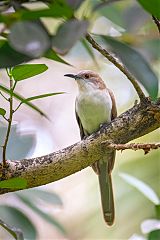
[0,98,160,195]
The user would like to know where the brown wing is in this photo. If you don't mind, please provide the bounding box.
[75,110,86,140]
[107,88,117,120]
[107,88,117,172]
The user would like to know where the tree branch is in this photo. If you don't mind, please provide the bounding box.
[0,99,159,195]
[106,142,160,154]
[85,33,146,101]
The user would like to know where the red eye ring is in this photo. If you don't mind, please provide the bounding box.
[85,74,89,79]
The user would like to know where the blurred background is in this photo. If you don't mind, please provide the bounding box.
[0,0,159,239]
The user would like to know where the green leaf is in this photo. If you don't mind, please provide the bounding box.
[22,92,65,102]
[12,64,48,81]
[0,108,6,116]
[0,1,73,24]
[0,219,24,240]
[119,172,160,205]
[0,205,37,240]
[0,85,48,118]
[16,189,63,206]
[52,19,89,54]
[9,21,50,58]
[101,35,159,99]
[148,230,160,240]
[16,194,66,235]
[18,2,73,21]
[45,49,72,66]
[137,0,160,18]
[0,178,27,189]
[0,40,31,68]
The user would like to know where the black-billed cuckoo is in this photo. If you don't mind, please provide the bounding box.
[64,70,117,226]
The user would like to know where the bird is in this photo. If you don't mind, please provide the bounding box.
[64,70,117,226]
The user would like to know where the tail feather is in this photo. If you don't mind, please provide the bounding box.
[98,157,115,226]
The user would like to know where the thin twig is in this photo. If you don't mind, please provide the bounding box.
[2,115,8,122]
[86,33,146,101]
[0,91,9,101]
[2,69,14,168]
[152,15,160,34]
[14,102,22,113]
[106,142,160,154]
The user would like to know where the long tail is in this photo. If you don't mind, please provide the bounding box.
[94,151,115,226]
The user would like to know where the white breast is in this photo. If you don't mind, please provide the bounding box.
[76,89,112,135]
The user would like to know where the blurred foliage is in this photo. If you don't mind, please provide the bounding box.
[100,35,158,99]
[0,64,65,238]
[0,121,36,161]
[0,0,159,239]
[0,188,66,239]
[0,218,24,240]
[0,205,37,240]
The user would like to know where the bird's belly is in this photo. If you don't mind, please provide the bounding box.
[76,93,112,134]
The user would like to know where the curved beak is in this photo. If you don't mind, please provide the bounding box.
[64,74,76,79]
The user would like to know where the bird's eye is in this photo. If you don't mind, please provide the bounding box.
[85,74,89,79]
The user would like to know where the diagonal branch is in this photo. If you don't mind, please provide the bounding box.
[0,99,160,195]
[86,33,146,101]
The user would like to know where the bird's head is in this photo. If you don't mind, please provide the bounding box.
[64,70,106,92]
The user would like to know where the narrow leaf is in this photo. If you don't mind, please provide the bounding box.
[45,49,72,66]
[12,64,48,81]
[119,172,160,205]
[137,0,160,18]
[0,178,27,189]
[101,35,159,99]
[0,108,6,116]
[0,85,48,118]
[16,189,63,206]
[16,194,66,235]
[22,92,65,102]
[0,206,37,240]
[0,219,24,240]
